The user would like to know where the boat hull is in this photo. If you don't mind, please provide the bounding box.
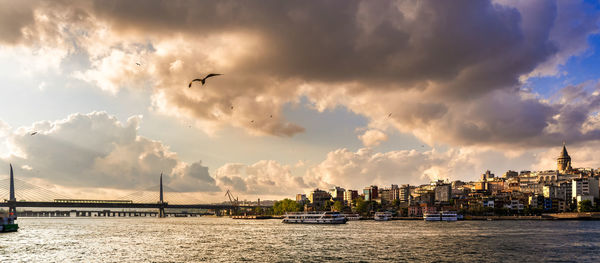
[282,219,347,224]
[1,224,19,232]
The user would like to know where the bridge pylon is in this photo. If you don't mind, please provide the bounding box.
[8,164,17,219]
[158,173,165,218]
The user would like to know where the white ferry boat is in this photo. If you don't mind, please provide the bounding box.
[342,213,360,220]
[282,212,347,224]
[374,211,393,221]
[423,211,458,222]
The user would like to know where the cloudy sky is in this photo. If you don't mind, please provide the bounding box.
[1,0,600,202]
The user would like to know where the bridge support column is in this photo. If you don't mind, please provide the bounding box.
[8,164,17,221]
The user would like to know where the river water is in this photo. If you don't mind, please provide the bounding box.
[1,217,599,262]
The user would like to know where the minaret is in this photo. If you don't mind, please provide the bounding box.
[557,142,572,172]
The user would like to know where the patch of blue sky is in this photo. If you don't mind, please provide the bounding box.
[525,33,600,98]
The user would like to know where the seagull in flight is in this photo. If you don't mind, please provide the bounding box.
[188,74,223,88]
[30,132,38,136]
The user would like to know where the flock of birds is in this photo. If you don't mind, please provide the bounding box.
[28,63,398,136]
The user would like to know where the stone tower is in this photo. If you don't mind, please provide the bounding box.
[557,142,572,172]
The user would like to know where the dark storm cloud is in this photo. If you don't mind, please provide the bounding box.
[0,0,599,148]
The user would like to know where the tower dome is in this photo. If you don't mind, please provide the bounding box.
[557,142,572,172]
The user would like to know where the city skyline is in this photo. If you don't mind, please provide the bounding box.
[1,0,600,202]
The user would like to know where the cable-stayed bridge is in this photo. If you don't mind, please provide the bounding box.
[0,164,268,218]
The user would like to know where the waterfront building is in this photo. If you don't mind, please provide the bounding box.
[399,184,411,202]
[504,199,524,211]
[391,184,400,201]
[329,187,345,202]
[572,177,599,201]
[434,184,451,203]
[343,190,358,205]
[378,188,392,203]
[363,185,378,201]
[309,189,331,210]
[529,194,544,209]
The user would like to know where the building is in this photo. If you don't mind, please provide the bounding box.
[391,184,400,201]
[309,189,331,210]
[329,186,345,202]
[363,185,378,201]
[481,170,495,181]
[399,184,411,202]
[343,190,358,205]
[503,170,518,179]
[572,177,599,201]
[296,194,307,203]
[557,143,573,173]
[434,184,451,203]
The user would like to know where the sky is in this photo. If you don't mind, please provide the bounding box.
[1,0,600,202]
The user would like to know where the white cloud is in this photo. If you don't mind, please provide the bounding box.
[358,129,388,147]
[215,160,308,199]
[0,112,219,195]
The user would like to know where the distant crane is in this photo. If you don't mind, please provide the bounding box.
[225,189,239,207]
[225,189,240,216]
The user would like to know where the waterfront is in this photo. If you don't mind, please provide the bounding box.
[2,218,600,262]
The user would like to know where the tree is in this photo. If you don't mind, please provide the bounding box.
[578,200,593,212]
[273,199,300,215]
[254,206,264,215]
[332,201,344,212]
[354,198,368,215]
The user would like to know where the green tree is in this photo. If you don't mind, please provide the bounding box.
[332,201,344,212]
[578,200,593,212]
[254,206,264,215]
[273,199,300,215]
[354,198,368,215]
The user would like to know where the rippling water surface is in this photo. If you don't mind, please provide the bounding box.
[2,217,600,262]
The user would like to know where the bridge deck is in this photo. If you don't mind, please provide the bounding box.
[0,201,269,209]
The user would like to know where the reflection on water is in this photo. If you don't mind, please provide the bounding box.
[2,218,600,262]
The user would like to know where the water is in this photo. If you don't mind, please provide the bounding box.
[2,218,600,262]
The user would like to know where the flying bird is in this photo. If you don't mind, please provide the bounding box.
[136,62,141,66]
[30,132,37,136]
[188,74,223,88]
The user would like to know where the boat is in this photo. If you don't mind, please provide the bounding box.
[423,212,441,221]
[441,211,458,221]
[342,213,360,220]
[423,211,458,222]
[0,212,18,232]
[282,212,347,224]
[374,211,393,221]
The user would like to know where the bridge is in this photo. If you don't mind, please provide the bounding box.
[0,164,269,218]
